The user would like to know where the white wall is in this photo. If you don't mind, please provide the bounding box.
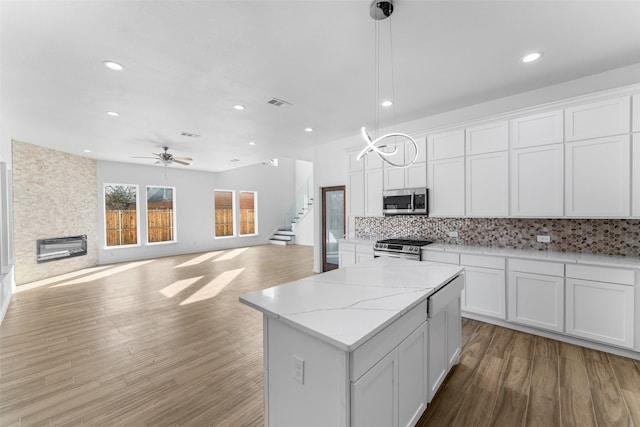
[311,63,640,272]
[0,138,14,323]
[97,158,296,264]
[293,160,314,246]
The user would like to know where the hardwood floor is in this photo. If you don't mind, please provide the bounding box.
[1,245,639,426]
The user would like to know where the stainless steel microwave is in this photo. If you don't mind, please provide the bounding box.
[382,188,428,215]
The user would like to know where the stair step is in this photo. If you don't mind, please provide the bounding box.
[269,239,289,246]
[275,230,295,236]
[271,234,293,241]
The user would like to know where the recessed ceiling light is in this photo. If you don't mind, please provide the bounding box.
[381,100,393,107]
[83,149,91,153]
[233,104,246,111]
[106,111,119,117]
[521,52,542,63]
[304,127,313,132]
[103,60,124,71]
[248,141,256,146]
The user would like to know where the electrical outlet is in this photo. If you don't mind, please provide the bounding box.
[537,235,551,243]
[293,355,304,384]
[448,231,459,238]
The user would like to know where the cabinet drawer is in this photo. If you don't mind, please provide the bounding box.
[356,243,374,254]
[422,251,459,265]
[565,264,634,286]
[340,242,355,252]
[460,254,505,270]
[351,300,427,382]
[508,258,564,276]
[428,275,464,317]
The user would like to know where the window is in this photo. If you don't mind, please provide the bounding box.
[239,191,257,236]
[104,184,139,247]
[147,186,176,243]
[214,190,235,237]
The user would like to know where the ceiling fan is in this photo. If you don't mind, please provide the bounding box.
[134,146,192,166]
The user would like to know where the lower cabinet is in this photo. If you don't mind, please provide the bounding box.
[339,241,374,268]
[428,296,461,401]
[507,259,564,333]
[566,278,635,349]
[461,261,506,319]
[399,323,428,427]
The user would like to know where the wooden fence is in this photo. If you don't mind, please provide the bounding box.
[106,209,174,245]
[215,208,255,236]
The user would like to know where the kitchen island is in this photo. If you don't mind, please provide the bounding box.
[240,258,464,427]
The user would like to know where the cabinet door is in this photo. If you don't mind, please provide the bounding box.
[565,135,630,217]
[465,121,508,155]
[427,129,465,160]
[566,278,634,349]
[633,94,640,133]
[339,250,356,268]
[511,144,563,217]
[384,167,405,190]
[633,134,640,217]
[348,149,365,173]
[462,266,506,319]
[356,253,374,264]
[405,162,427,188]
[365,168,383,216]
[510,110,564,149]
[348,172,365,217]
[352,348,399,427]
[427,308,447,402]
[565,96,631,141]
[507,272,564,333]
[398,323,428,427]
[428,157,465,217]
[466,152,508,217]
[446,297,461,367]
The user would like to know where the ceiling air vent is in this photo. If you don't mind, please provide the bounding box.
[181,131,200,138]
[267,97,292,108]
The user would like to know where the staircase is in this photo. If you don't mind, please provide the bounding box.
[269,178,313,245]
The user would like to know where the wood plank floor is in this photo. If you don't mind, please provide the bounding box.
[1,245,639,426]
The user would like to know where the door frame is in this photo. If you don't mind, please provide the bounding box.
[321,185,345,272]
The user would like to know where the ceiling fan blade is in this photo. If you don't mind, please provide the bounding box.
[133,156,159,159]
[174,157,193,161]
[173,159,190,166]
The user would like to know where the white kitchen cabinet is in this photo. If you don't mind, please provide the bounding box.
[565,135,630,217]
[565,96,631,141]
[428,157,465,217]
[461,255,506,320]
[466,151,509,217]
[510,144,564,217]
[356,242,374,264]
[633,134,640,217]
[428,295,462,402]
[465,121,508,155]
[352,347,399,427]
[348,172,365,217]
[507,259,564,333]
[427,129,465,160]
[566,277,634,349]
[348,149,365,173]
[510,109,564,149]
[365,168,383,216]
[633,94,640,133]
[383,139,427,190]
[398,323,428,427]
[339,241,374,268]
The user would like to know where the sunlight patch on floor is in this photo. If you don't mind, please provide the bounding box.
[160,276,203,298]
[211,247,248,262]
[179,268,245,305]
[16,265,112,292]
[173,251,223,268]
[50,260,156,288]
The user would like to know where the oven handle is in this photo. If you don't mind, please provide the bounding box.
[374,251,420,261]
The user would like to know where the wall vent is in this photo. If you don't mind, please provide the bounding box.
[267,97,292,108]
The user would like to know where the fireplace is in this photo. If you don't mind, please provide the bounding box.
[36,235,87,263]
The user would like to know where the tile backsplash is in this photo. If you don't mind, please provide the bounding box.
[354,217,640,257]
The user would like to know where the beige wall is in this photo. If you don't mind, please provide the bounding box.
[12,141,98,284]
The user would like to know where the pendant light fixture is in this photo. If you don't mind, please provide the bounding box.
[357,0,418,168]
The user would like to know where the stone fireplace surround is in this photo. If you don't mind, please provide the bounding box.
[354,216,640,257]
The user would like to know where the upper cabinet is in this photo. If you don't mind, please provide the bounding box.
[348,149,364,173]
[633,94,640,133]
[384,138,427,190]
[466,151,509,217]
[565,135,631,217]
[427,130,464,160]
[510,110,564,149]
[565,96,631,142]
[465,121,508,155]
[428,157,465,217]
[633,134,640,217]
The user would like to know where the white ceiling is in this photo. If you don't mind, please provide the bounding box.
[2,1,640,172]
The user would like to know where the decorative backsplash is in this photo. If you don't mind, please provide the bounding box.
[354,217,640,257]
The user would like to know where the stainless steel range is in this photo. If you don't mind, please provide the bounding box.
[373,238,433,261]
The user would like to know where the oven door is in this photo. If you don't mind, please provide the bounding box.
[374,250,421,261]
[382,193,413,215]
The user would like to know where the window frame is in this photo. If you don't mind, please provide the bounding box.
[238,190,258,237]
[214,189,236,239]
[145,185,177,245]
[103,183,140,249]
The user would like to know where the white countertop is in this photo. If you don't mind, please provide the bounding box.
[239,258,463,352]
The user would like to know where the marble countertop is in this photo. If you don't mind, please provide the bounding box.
[338,238,640,269]
[239,258,463,352]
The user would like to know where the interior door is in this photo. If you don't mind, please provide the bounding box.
[322,186,345,272]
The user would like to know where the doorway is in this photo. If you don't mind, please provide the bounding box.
[321,186,345,272]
